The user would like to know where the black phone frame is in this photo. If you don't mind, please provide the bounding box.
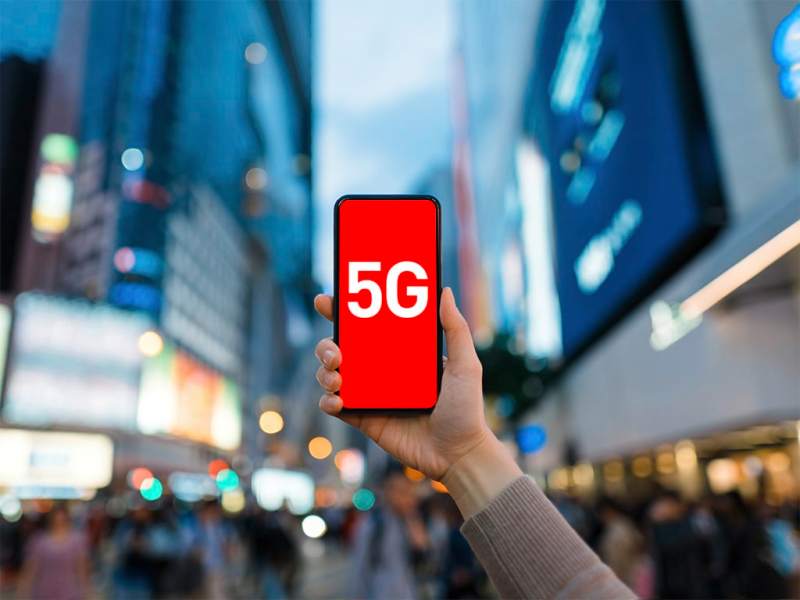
[333,194,443,414]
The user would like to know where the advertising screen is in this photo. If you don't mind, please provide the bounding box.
[251,468,315,515]
[522,0,724,362]
[0,428,114,491]
[137,340,242,450]
[2,293,151,429]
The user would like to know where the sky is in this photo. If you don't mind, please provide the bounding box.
[312,0,455,289]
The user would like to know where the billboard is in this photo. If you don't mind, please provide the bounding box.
[0,428,114,491]
[137,340,242,450]
[523,0,724,363]
[2,293,151,430]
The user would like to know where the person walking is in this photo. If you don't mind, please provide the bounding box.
[16,504,91,600]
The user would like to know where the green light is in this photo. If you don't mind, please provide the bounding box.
[40,133,78,165]
[215,468,239,492]
[352,488,375,511]
[140,477,163,501]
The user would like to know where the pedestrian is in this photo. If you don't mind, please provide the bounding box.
[348,463,430,600]
[595,496,645,589]
[16,503,91,600]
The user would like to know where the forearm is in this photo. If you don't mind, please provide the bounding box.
[442,434,522,519]
[443,435,634,599]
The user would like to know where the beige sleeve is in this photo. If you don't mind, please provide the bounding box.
[460,476,636,599]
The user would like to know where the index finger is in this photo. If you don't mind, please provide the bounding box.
[314,294,333,322]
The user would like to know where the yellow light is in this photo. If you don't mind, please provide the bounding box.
[681,219,800,319]
[430,480,448,493]
[308,436,332,460]
[765,451,790,472]
[707,459,740,494]
[675,440,698,471]
[656,451,676,475]
[603,461,624,483]
[632,456,653,478]
[404,466,425,482]
[221,489,246,513]
[572,462,595,487]
[259,410,284,434]
[138,330,163,357]
[547,468,569,490]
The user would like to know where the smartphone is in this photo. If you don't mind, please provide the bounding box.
[334,195,442,412]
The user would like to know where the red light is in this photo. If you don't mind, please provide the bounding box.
[128,467,153,490]
[208,459,228,478]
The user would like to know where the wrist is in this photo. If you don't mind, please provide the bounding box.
[441,431,523,520]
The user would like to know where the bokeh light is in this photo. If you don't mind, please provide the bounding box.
[138,330,163,357]
[221,489,246,513]
[215,469,240,492]
[259,410,284,434]
[0,496,22,522]
[352,488,375,511]
[41,133,78,164]
[245,42,267,65]
[315,486,337,508]
[245,167,268,190]
[127,467,153,490]
[707,459,739,494]
[208,459,229,478]
[308,436,332,460]
[766,451,790,472]
[516,424,547,454]
[140,477,163,501]
[121,147,145,171]
[632,456,653,478]
[334,448,364,484]
[301,514,327,538]
[113,247,136,273]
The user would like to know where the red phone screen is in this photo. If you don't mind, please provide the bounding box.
[335,196,441,411]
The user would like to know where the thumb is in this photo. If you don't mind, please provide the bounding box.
[440,287,480,372]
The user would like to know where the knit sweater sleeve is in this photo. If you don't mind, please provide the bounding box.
[460,476,636,599]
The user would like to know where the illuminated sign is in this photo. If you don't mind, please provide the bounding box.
[137,340,242,450]
[773,6,800,100]
[31,133,78,241]
[167,472,219,502]
[549,0,605,114]
[525,0,724,361]
[3,293,151,429]
[251,468,314,515]
[0,429,113,489]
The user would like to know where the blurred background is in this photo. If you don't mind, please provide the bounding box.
[0,0,798,598]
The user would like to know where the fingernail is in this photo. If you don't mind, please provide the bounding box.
[323,350,335,365]
[319,395,334,411]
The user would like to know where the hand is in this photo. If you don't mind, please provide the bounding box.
[313,287,492,481]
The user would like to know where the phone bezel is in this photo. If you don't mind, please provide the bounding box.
[333,194,443,414]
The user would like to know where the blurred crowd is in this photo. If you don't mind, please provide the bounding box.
[553,489,800,599]
[1,477,798,600]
